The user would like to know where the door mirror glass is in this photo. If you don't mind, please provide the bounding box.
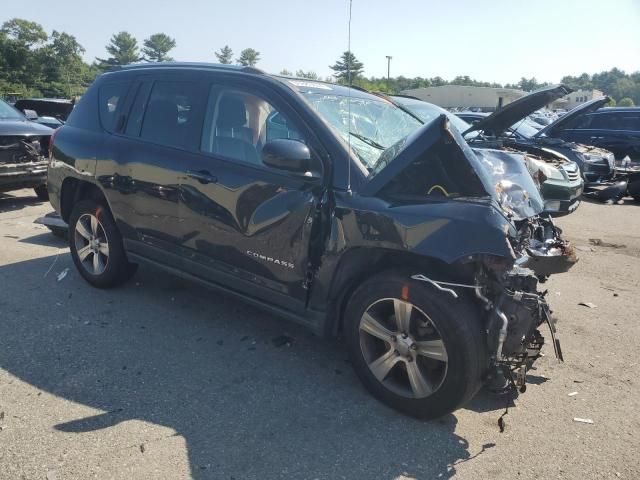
[262,139,311,173]
[23,109,38,120]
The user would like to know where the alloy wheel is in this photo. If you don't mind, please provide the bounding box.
[359,298,448,399]
[74,212,110,275]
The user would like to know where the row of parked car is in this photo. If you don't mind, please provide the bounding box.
[1,64,639,420]
[389,86,640,211]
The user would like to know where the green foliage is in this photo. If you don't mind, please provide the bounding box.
[330,51,364,82]
[215,45,233,64]
[295,70,318,80]
[561,68,640,105]
[143,33,176,62]
[618,97,635,107]
[1,18,47,47]
[96,31,141,69]
[606,98,617,107]
[504,77,550,91]
[279,69,293,76]
[0,18,96,98]
[237,48,260,67]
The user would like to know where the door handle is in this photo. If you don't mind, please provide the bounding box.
[186,169,217,184]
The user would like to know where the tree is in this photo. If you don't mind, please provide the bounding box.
[606,98,617,107]
[142,33,176,62]
[279,69,292,76]
[0,18,47,47]
[329,51,364,82]
[215,45,233,64]
[237,48,260,67]
[295,70,319,80]
[96,32,141,68]
[618,97,635,107]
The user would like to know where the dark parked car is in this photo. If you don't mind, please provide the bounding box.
[390,95,584,216]
[0,98,52,199]
[14,98,74,121]
[456,86,617,185]
[539,105,640,161]
[47,64,575,419]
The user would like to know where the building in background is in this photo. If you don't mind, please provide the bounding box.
[400,85,526,111]
[560,89,605,110]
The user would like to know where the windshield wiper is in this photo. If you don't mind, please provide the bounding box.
[349,131,386,150]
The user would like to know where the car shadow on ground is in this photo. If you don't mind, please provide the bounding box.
[0,251,504,479]
[0,192,46,213]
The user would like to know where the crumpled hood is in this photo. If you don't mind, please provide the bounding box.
[362,115,545,221]
[534,96,610,138]
[0,119,53,136]
[463,85,573,136]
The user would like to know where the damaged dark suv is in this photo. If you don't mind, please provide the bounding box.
[0,98,52,200]
[47,64,575,419]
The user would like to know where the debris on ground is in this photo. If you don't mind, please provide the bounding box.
[573,417,594,424]
[589,238,626,248]
[272,335,294,347]
[578,302,597,309]
[140,444,145,453]
[568,392,579,396]
[57,268,69,282]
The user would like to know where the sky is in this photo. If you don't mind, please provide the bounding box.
[4,0,640,84]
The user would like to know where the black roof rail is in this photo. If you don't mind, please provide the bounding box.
[112,62,265,74]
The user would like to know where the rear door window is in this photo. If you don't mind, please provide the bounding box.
[140,80,200,150]
[99,81,131,132]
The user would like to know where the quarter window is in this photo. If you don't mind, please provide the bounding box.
[99,81,130,132]
[140,81,199,149]
[200,86,305,166]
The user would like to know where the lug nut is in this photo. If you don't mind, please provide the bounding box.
[394,350,399,356]
[410,344,417,350]
[401,333,408,339]
[390,335,397,342]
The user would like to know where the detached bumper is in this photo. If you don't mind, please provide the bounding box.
[0,161,48,192]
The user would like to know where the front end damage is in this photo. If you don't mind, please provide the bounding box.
[0,135,49,192]
[480,215,574,391]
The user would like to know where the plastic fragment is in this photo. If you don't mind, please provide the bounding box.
[57,268,69,281]
[573,417,593,424]
[568,392,578,397]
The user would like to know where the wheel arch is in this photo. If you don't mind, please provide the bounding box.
[60,178,110,222]
[324,247,478,337]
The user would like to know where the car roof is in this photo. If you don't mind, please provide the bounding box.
[107,63,384,102]
[115,62,264,74]
[15,98,72,104]
[590,107,640,113]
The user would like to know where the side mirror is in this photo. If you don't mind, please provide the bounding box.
[23,109,38,120]
[262,139,311,173]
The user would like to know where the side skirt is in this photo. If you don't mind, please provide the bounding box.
[127,252,327,336]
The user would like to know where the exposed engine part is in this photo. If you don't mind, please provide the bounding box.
[0,137,43,164]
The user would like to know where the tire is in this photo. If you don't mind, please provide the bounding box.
[34,184,49,201]
[344,270,486,419]
[633,196,640,203]
[68,199,137,288]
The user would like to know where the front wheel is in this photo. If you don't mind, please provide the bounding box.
[68,199,137,288]
[344,271,486,419]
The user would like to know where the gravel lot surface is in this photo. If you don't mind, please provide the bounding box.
[1,189,639,480]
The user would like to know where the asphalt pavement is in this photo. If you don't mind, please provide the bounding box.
[1,189,639,480]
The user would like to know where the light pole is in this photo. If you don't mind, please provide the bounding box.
[386,56,392,92]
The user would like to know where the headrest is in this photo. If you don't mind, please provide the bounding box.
[217,95,247,128]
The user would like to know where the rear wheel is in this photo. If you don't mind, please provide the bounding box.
[344,271,486,419]
[34,184,48,201]
[69,199,137,288]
